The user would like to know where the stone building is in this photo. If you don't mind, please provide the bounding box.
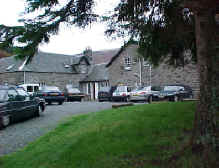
[0,49,118,100]
[0,44,199,100]
[106,44,200,98]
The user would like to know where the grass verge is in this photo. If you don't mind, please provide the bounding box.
[0,102,196,168]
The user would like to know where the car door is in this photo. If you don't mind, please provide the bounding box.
[7,88,24,122]
[16,88,37,118]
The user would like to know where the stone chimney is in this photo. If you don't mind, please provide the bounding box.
[83,47,93,63]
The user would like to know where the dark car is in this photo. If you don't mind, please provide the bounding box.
[0,85,45,129]
[98,86,117,102]
[65,87,85,102]
[36,86,65,105]
[157,85,193,102]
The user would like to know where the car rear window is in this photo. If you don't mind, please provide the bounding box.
[164,86,180,91]
[68,88,80,93]
[99,87,110,92]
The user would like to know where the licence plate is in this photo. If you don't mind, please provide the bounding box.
[51,93,59,96]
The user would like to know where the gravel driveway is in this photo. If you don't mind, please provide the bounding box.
[0,102,112,156]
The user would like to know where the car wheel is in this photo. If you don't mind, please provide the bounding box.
[48,101,52,105]
[148,96,153,104]
[0,115,10,128]
[58,101,63,105]
[174,95,178,102]
[35,105,43,117]
[126,96,130,102]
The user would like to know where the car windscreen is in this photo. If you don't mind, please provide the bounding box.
[16,88,29,96]
[41,86,60,92]
[0,89,8,101]
[151,86,162,91]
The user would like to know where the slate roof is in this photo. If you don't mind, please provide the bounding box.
[80,63,109,82]
[0,51,89,73]
[92,49,119,65]
[0,49,119,82]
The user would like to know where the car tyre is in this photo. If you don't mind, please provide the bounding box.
[0,115,10,129]
[35,105,43,117]
[58,101,63,105]
[148,96,153,104]
[174,95,178,102]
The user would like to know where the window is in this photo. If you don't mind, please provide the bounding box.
[27,86,33,92]
[34,86,39,92]
[80,65,87,74]
[124,57,132,65]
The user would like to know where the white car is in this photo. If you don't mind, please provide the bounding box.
[112,85,132,102]
[19,84,40,95]
[129,86,153,103]
[130,86,161,103]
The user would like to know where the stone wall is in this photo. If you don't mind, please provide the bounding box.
[151,63,200,98]
[0,72,24,85]
[24,72,85,91]
[0,71,85,91]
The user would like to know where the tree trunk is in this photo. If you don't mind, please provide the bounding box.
[193,4,219,166]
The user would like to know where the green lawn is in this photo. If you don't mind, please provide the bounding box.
[0,102,196,168]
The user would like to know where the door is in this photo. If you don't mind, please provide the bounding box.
[92,83,96,100]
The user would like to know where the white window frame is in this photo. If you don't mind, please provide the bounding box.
[124,57,132,66]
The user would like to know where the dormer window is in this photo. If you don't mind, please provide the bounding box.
[80,64,87,74]
[64,64,71,68]
[6,64,15,71]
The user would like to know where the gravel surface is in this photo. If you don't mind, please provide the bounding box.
[0,102,113,156]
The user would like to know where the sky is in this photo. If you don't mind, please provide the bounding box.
[0,0,125,55]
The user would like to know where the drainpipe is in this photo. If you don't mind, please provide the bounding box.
[139,58,142,86]
[24,71,26,84]
[149,65,152,86]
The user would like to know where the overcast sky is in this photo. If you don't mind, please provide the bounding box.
[0,0,125,55]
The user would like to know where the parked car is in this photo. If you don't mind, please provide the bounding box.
[129,86,154,103]
[98,86,117,102]
[65,85,85,102]
[0,85,45,129]
[18,83,40,95]
[157,85,193,102]
[112,85,133,102]
[36,86,65,105]
[16,86,46,112]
